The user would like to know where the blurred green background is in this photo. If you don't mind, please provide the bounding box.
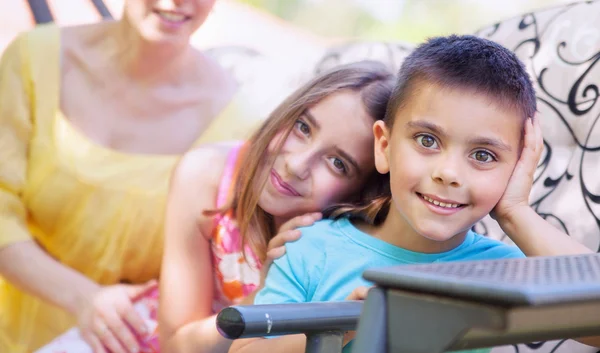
[238,0,573,43]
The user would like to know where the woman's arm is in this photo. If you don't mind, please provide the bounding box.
[0,242,100,314]
[158,146,234,353]
[0,30,102,320]
[0,32,165,353]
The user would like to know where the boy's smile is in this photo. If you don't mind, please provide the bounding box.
[416,192,466,215]
[373,83,524,253]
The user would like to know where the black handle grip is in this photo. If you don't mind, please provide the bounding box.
[217,301,363,339]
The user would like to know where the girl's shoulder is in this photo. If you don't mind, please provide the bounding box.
[173,142,240,192]
[170,143,242,238]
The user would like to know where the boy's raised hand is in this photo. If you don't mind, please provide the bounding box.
[492,116,544,222]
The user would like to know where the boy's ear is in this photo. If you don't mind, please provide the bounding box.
[373,120,391,174]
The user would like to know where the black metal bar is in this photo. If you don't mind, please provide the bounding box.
[350,287,387,353]
[448,300,600,350]
[216,302,362,339]
[26,0,53,24]
[90,0,113,20]
[384,290,506,353]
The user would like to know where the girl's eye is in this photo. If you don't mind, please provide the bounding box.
[330,157,347,174]
[416,134,438,149]
[471,150,496,163]
[296,120,310,136]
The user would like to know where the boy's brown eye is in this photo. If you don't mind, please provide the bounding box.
[422,136,434,147]
[474,151,493,162]
[418,135,435,148]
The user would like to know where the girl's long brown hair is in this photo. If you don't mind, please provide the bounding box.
[207,61,395,262]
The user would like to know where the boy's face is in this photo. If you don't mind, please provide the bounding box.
[374,83,523,248]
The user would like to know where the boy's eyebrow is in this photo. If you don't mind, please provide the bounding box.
[405,120,512,152]
[468,137,512,152]
[405,120,447,137]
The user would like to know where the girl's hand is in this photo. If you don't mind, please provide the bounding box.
[266,212,323,262]
[77,280,157,353]
[492,116,544,223]
[263,212,322,283]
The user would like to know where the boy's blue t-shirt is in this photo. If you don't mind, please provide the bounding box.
[254,218,524,353]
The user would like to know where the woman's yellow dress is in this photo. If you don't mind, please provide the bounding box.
[0,24,262,352]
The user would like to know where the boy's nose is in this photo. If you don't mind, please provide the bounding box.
[431,158,462,187]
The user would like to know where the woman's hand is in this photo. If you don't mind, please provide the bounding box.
[77,280,157,353]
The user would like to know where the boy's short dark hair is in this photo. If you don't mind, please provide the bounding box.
[385,34,537,129]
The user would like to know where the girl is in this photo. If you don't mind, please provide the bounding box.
[229,35,593,353]
[157,60,395,353]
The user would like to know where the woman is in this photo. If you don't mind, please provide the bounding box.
[0,0,261,352]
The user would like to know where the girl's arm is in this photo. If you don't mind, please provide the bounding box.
[230,335,307,353]
[158,146,233,353]
[0,30,102,312]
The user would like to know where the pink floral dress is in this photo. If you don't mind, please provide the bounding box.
[210,143,262,311]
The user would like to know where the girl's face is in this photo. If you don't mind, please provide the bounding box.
[374,84,522,252]
[258,90,376,224]
[123,0,216,45]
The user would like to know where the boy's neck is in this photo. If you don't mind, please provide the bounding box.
[356,208,468,254]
